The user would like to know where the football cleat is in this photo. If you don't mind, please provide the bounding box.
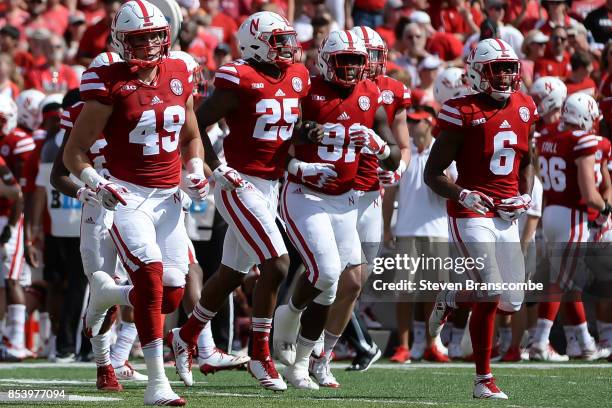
[597,340,611,360]
[423,345,450,363]
[447,342,464,361]
[144,382,186,406]
[528,343,569,361]
[168,328,195,387]
[272,304,300,365]
[114,360,148,381]
[500,345,522,362]
[247,357,287,391]
[198,349,250,375]
[390,345,411,363]
[473,377,508,399]
[346,344,381,371]
[579,341,608,361]
[565,336,582,359]
[97,364,123,391]
[429,290,453,338]
[309,353,340,388]
[283,365,319,390]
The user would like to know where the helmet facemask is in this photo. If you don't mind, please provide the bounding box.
[365,46,386,79]
[259,30,301,67]
[327,52,367,87]
[120,26,170,69]
[477,59,521,100]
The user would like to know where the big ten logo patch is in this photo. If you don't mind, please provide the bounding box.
[50,190,81,209]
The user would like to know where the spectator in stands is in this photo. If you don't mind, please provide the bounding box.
[348,0,386,29]
[24,33,79,94]
[600,40,612,138]
[375,0,403,50]
[536,0,579,36]
[439,0,482,42]
[0,25,34,77]
[416,56,442,108]
[213,43,232,69]
[200,0,239,53]
[534,26,572,80]
[395,22,432,88]
[521,30,549,89]
[76,0,121,67]
[0,0,30,34]
[409,11,464,67]
[504,0,542,32]
[303,14,332,74]
[25,0,70,38]
[584,0,612,45]
[0,54,20,99]
[565,50,596,96]
[65,13,87,64]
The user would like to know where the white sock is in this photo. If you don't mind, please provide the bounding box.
[413,321,426,346]
[323,330,340,359]
[39,312,51,344]
[451,325,464,347]
[197,322,216,359]
[7,304,26,348]
[598,321,612,345]
[533,318,554,347]
[312,332,324,357]
[295,335,317,372]
[48,335,57,358]
[111,322,137,368]
[575,322,593,348]
[563,325,577,345]
[91,330,112,367]
[101,284,133,308]
[498,326,512,353]
[142,338,168,386]
[475,372,493,382]
[527,327,536,345]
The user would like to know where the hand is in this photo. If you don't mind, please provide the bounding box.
[179,190,193,212]
[496,194,532,222]
[76,186,100,207]
[0,225,12,245]
[95,182,129,211]
[25,241,42,268]
[184,172,210,201]
[594,202,612,228]
[458,189,494,216]
[350,126,389,158]
[212,164,245,191]
[377,160,407,187]
[289,159,338,189]
[301,120,324,143]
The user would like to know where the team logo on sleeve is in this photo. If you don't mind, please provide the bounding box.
[292,77,303,92]
[519,106,530,123]
[381,90,394,105]
[170,79,184,96]
[358,96,371,111]
[0,146,8,156]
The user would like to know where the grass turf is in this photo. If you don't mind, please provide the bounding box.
[0,361,611,407]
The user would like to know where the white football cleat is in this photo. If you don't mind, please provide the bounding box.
[580,340,608,361]
[273,305,300,365]
[168,328,195,387]
[247,357,287,391]
[309,353,340,388]
[85,271,120,337]
[114,360,148,381]
[473,377,508,399]
[410,342,426,361]
[144,381,186,406]
[284,365,319,390]
[429,290,453,338]
[447,342,464,360]
[528,343,569,362]
[565,336,581,359]
[198,349,250,375]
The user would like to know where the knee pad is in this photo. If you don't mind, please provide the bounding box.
[313,281,338,306]
[161,286,184,314]
[129,243,163,266]
[162,266,187,287]
[499,290,523,313]
[312,260,342,293]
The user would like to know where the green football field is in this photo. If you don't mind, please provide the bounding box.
[0,361,610,407]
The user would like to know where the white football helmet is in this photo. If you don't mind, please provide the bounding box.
[0,95,18,136]
[237,11,301,67]
[351,26,386,79]
[530,76,567,117]
[318,30,368,87]
[561,92,599,132]
[434,67,470,105]
[15,89,45,131]
[89,51,124,68]
[40,93,65,114]
[111,0,170,69]
[466,38,521,101]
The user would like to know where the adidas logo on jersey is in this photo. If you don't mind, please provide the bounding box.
[275,89,286,97]
[337,112,350,121]
[151,96,163,105]
[85,217,95,225]
[500,120,511,129]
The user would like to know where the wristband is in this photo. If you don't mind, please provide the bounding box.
[186,157,204,175]
[397,159,407,175]
[80,167,107,190]
[287,158,301,176]
[376,145,391,160]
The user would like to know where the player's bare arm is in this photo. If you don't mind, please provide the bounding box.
[391,107,411,165]
[600,159,612,203]
[373,105,400,170]
[63,100,112,179]
[576,154,606,211]
[51,127,80,198]
[517,125,535,196]
[424,129,464,201]
[0,165,22,201]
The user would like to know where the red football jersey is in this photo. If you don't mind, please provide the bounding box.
[0,155,17,217]
[436,92,538,218]
[354,75,411,192]
[587,136,611,221]
[214,61,311,180]
[537,129,600,212]
[79,58,193,189]
[61,101,109,178]
[0,126,36,178]
[292,76,381,195]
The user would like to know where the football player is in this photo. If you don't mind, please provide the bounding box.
[169,11,311,391]
[0,95,27,360]
[425,38,538,399]
[532,93,607,361]
[274,30,400,389]
[63,1,207,405]
[529,76,567,137]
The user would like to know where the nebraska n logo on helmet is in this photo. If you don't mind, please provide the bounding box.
[466,38,521,101]
[237,11,301,68]
[317,30,368,87]
[111,0,170,69]
[530,76,567,117]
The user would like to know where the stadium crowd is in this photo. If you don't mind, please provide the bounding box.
[0,0,611,402]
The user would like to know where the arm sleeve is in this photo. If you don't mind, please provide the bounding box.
[436,101,464,132]
[213,63,241,90]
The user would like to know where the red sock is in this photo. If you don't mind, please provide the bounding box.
[564,301,586,325]
[179,302,216,346]
[251,317,272,360]
[161,286,184,314]
[127,262,163,346]
[470,301,498,376]
[538,302,561,321]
